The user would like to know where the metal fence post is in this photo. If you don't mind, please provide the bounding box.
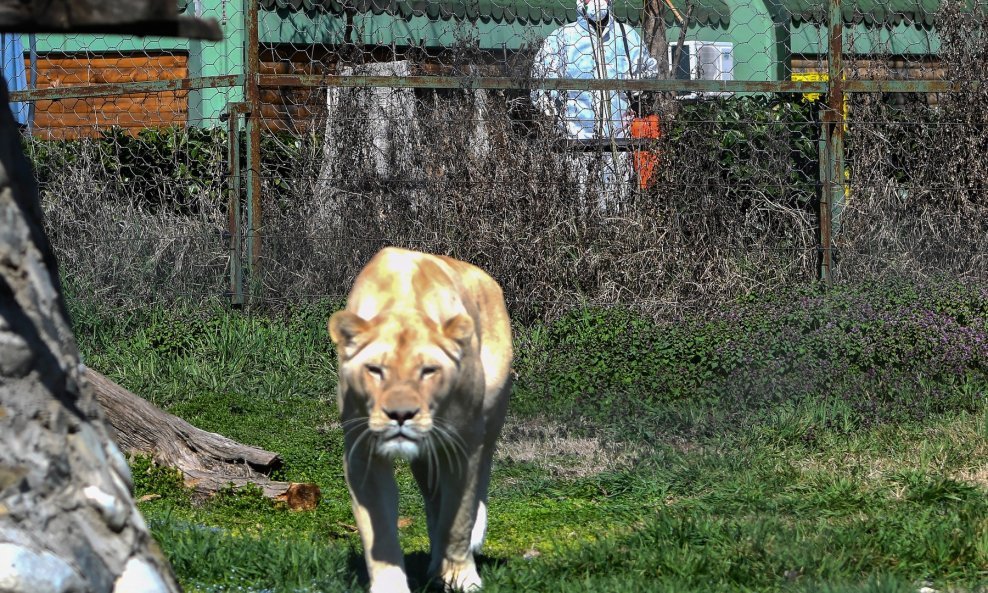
[225,102,247,306]
[819,0,844,285]
[245,0,263,301]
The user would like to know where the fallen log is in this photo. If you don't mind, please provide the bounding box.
[85,367,321,510]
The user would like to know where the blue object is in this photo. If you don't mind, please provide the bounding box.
[1,33,28,127]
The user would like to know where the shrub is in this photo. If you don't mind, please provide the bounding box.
[513,280,988,436]
[25,96,819,317]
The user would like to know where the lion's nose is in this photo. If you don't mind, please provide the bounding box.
[385,407,419,425]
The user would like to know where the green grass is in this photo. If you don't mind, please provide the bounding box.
[66,286,988,592]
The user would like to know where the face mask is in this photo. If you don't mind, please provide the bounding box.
[581,0,609,21]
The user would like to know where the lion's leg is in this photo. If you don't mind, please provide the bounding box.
[432,370,511,588]
[472,385,510,554]
[413,446,481,591]
[428,448,484,592]
[345,445,409,593]
[410,458,441,549]
[469,442,497,554]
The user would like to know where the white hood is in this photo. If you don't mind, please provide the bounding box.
[578,0,610,22]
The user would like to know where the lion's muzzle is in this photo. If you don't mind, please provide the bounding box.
[370,390,433,461]
[377,433,422,461]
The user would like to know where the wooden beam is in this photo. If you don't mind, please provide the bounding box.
[0,0,221,40]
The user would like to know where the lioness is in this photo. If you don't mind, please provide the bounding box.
[328,247,513,592]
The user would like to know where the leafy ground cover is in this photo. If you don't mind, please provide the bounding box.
[67,280,988,592]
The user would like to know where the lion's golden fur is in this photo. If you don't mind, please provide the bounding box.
[329,247,512,593]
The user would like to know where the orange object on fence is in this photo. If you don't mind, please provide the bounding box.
[630,114,661,190]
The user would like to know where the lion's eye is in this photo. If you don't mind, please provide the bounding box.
[420,366,439,380]
[365,365,384,380]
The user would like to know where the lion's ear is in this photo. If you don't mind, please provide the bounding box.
[329,311,370,358]
[440,314,474,364]
[443,314,474,347]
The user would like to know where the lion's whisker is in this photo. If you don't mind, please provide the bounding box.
[424,437,439,494]
[347,426,372,461]
[361,432,380,490]
[434,418,467,445]
[434,420,469,461]
[340,416,367,429]
[428,427,454,476]
[342,418,369,438]
[345,426,367,473]
[346,427,380,491]
[446,431,469,476]
[431,424,466,477]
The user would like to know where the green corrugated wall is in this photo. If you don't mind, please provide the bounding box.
[22,0,943,128]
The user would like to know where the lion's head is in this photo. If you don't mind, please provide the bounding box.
[329,308,475,461]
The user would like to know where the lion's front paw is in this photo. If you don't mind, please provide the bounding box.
[440,559,482,592]
[369,583,412,593]
[368,565,411,593]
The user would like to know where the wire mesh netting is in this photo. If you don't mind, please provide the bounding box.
[6,0,987,319]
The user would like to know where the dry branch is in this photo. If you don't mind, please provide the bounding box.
[86,367,321,510]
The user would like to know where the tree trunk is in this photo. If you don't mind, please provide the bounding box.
[642,0,690,117]
[0,77,180,592]
[86,368,321,510]
[644,0,671,78]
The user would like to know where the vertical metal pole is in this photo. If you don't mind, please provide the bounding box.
[27,34,37,133]
[819,0,844,285]
[827,0,846,275]
[818,131,832,282]
[817,110,830,281]
[245,0,262,300]
[226,103,245,306]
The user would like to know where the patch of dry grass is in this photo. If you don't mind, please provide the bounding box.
[791,412,988,490]
[496,416,647,479]
[320,415,647,480]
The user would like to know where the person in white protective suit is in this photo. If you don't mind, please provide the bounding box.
[532,0,659,210]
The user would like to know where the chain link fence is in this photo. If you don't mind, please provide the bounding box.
[7,0,988,320]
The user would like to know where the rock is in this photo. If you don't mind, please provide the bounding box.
[104,439,133,491]
[0,543,85,593]
[83,486,129,533]
[113,557,172,593]
[0,330,32,377]
[0,74,180,593]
